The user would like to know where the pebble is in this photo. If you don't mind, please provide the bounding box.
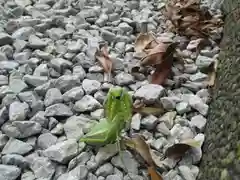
[43,140,78,164]
[190,115,207,132]
[0,165,21,180]
[134,84,165,104]
[2,138,33,155]
[74,95,102,112]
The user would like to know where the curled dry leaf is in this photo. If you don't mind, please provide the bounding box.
[164,138,201,159]
[133,100,165,116]
[134,32,155,53]
[163,0,223,38]
[148,166,164,180]
[205,59,218,87]
[122,134,164,180]
[95,45,113,82]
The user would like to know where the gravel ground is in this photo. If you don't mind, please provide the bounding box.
[0,0,224,180]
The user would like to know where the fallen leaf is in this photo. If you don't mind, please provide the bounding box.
[133,106,165,116]
[95,45,112,82]
[165,139,201,159]
[163,0,223,38]
[134,33,155,53]
[140,42,169,66]
[205,59,218,87]
[148,166,164,180]
[123,134,156,167]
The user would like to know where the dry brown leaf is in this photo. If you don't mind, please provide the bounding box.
[165,139,200,159]
[140,42,169,66]
[206,59,218,87]
[133,106,165,116]
[134,33,155,53]
[95,45,113,82]
[148,166,164,180]
[163,0,223,38]
[123,134,156,167]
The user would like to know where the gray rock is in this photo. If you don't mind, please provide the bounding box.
[45,103,73,117]
[2,138,32,155]
[28,35,47,49]
[11,121,42,138]
[68,152,91,171]
[54,75,80,93]
[33,64,49,76]
[2,154,29,169]
[1,94,19,107]
[0,52,8,61]
[111,151,139,174]
[47,28,69,40]
[51,123,64,135]
[34,80,56,96]
[12,27,35,40]
[134,84,165,104]
[0,75,8,86]
[13,40,28,52]
[72,66,86,80]
[0,61,19,70]
[159,111,177,129]
[176,102,191,115]
[30,157,55,180]
[30,111,48,128]
[123,174,144,180]
[73,53,95,69]
[156,122,170,136]
[195,55,215,69]
[0,33,13,46]
[15,0,32,7]
[90,109,104,120]
[190,115,207,132]
[95,143,118,165]
[82,79,101,94]
[21,171,35,180]
[43,140,78,164]
[141,115,158,130]
[74,95,102,112]
[0,107,8,126]
[191,133,204,164]
[44,88,63,107]
[188,95,209,116]
[189,72,208,82]
[63,115,95,140]
[67,39,86,53]
[184,64,198,74]
[118,22,133,34]
[196,89,210,104]
[62,87,84,102]
[101,30,116,42]
[57,165,88,180]
[18,91,44,117]
[0,134,9,150]
[95,163,114,177]
[115,72,134,85]
[106,175,122,180]
[178,165,195,180]
[160,96,181,110]
[37,133,58,149]
[151,137,168,150]
[50,58,73,73]
[23,75,48,87]
[9,101,29,122]
[0,165,21,180]
[88,173,98,180]
[9,79,28,93]
[53,165,67,180]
